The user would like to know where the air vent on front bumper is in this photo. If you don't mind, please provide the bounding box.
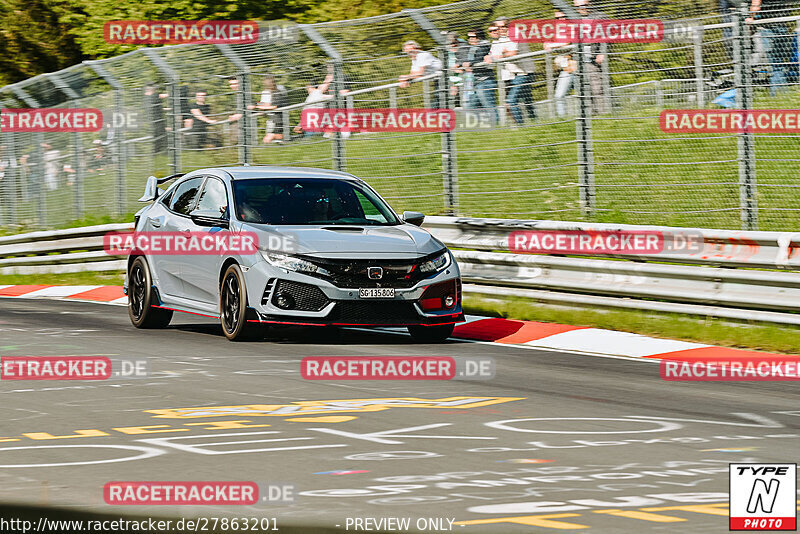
[261,278,277,306]
[270,280,329,311]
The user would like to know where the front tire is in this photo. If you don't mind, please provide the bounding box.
[407,324,454,343]
[220,264,261,341]
[128,256,172,329]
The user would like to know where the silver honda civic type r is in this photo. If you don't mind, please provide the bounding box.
[124,166,464,341]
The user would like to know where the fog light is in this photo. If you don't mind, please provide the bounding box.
[275,293,295,309]
[444,295,455,308]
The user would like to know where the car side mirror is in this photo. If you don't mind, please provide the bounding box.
[138,175,160,202]
[402,211,425,226]
[190,209,229,228]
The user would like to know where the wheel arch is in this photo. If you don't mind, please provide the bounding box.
[219,257,240,288]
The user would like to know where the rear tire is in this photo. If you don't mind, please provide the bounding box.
[128,256,172,329]
[220,264,262,341]
[407,324,454,343]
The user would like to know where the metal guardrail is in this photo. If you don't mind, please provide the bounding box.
[3,217,800,324]
[0,223,131,274]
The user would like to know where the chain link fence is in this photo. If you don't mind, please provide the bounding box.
[1,0,799,232]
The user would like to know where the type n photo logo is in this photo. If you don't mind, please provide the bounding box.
[729,463,797,531]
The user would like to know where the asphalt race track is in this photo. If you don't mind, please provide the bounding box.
[0,298,798,533]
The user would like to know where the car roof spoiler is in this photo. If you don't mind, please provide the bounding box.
[157,173,185,184]
[138,173,185,202]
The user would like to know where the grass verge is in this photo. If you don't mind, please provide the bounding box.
[0,271,125,286]
[463,294,800,355]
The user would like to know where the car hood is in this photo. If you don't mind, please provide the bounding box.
[240,223,445,258]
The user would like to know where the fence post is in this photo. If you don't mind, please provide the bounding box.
[215,44,252,165]
[46,73,86,220]
[299,25,346,172]
[796,19,800,85]
[733,8,757,230]
[576,42,596,218]
[10,86,47,226]
[405,8,458,215]
[692,29,705,107]
[0,97,18,225]
[85,62,127,216]
[495,63,506,126]
[544,49,555,118]
[143,49,181,175]
[600,42,612,113]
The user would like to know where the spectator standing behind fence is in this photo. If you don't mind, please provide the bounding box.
[144,84,166,154]
[464,28,497,119]
[294,71,333,138]
[444,32,468,105]
[249,75,289,144]
[189,90,218,149]
[399,41,444,108]
[575,0,609,114]
[41,143,61,191]
[492,16,537,124]
[748,0,793,96]
[224,77,244,146]
[545,10,577,117]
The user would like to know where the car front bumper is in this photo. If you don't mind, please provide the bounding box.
[244,260,464,327]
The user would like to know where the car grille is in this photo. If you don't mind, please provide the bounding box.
[269,280,330,312]
[303,255,439,288]
[329,301,421,325]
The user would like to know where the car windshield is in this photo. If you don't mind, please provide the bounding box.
[232,178,400,225]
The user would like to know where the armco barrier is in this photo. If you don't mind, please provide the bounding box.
[2,217,800,324]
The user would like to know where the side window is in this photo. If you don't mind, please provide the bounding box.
[195,177,228,216]
[169,177,204,215]
[160,188,175,206]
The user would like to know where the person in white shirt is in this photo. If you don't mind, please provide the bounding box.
[488,16,535,124]
[545,10,577,117]
[399,40,444,108]
[294,72,333,137]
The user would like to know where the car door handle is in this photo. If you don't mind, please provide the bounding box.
[148,217,162,228]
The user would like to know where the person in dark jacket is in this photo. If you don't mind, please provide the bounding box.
[463,28,496,119]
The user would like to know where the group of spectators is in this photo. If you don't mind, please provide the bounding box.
[398,15,539,124]
[397,1,610,122]
[133,0,800,157]
[143,66,343,151]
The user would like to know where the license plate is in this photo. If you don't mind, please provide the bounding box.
[359,288,395,299]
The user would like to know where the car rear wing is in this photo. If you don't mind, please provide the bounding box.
[138,173,185,202]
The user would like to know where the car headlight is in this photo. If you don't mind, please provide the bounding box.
[261,252,329,276]
[419,250,451,273]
